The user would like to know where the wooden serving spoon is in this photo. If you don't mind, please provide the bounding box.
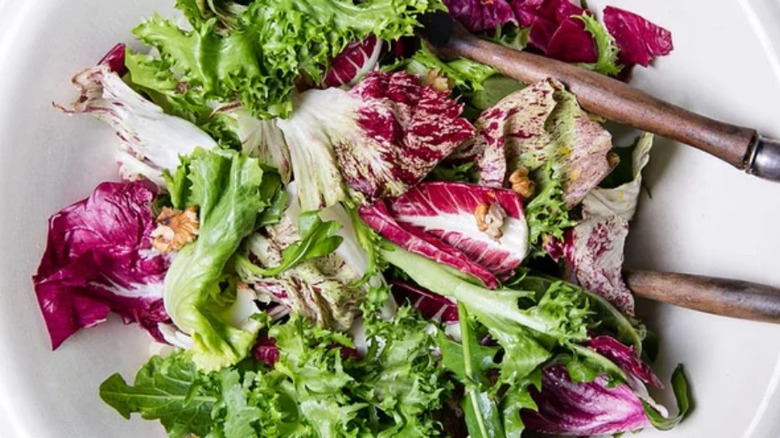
[625,270,780,323]
[418,12,780,181]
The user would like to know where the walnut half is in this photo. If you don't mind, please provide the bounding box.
[509,167,536,199]
[474,202,507,240]
[152,206,200,254]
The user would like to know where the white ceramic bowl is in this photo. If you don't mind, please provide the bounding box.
[2,0,780,437]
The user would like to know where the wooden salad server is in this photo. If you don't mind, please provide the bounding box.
[625,270,780,323]
[419,12,780,181]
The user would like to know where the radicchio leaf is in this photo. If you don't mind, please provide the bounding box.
[382,182,529,278]
[33,181,171,349]
[586,336,662,388]
[359,200,500,288]
[522,365,651,435]
[443,0,518,33]
[391,280,458,324]
[277,71,473,210]
[511,0,586,54]
[57,66,218,187]
[564,133,653,314]
[603,6,674,67]
[98,43,128,76]
[323,36,384,87]
[343,72,474,201]
[471,79,613,207]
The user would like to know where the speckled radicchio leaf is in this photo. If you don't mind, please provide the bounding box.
[469,79,613,207]
[58,66,217,187]
[277,71,473,211]
[443,0,517,32]
[32,181,171,349]
[323,36,383,87]
[562,134,653,314]
[603,6,674,67]
[360,182,528,288]
[342,72,474,201]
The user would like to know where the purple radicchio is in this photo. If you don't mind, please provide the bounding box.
[443,0,517,33]
[511,0,589,56]
[562,133,653,314]
[603,6,674,68]
[523,334,663,435]
[57,66,217,187]
[360,182,529,288]
[522,365,651,435]
[323,36,384,87]
[277,71,474,211]
[32,181,171,349]
[466,78,613,207]
[98,43,128,76]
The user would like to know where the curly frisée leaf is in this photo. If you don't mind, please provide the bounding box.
[131,0,446,120]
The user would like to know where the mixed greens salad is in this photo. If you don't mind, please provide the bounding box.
[33,0,690,436]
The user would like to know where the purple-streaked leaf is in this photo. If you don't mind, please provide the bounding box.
[603,6,674,67]
[341,71,474,202]
[586,336,662,388]
[277,71,473,210]
[359,200,499,288]
[324,36,384,87]
[33,181,171,349]
[522,365,651,435]
[511,0,586,53]
[546,17,597,63]
[57,66,218,187]
[443,0,518,33]
[98,43,128,75]
[392,280,459,323]
[564,133,653,314]
[473,79,613,207]
[252,335,280,367]
[384,182,529,278]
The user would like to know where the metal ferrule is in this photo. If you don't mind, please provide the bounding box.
[747,135,780,182]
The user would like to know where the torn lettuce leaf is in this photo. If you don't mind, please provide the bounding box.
[59,66,217,187]
[163,148,282,371]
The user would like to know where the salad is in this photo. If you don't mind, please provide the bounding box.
[32,0,689,437]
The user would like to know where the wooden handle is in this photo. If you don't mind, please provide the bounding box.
[434,26,758,169]
[624,270,780,323]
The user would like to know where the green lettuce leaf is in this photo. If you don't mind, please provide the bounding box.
[236,211,344,277]
[163,148,282,371]
[129,0,445,120]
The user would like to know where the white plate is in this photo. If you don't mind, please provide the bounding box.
[1,0,780,437]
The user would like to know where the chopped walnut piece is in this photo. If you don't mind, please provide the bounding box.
[474,202,507,240]
[423,69,452,92]
[151,206,200,254]
[509,167,536,199]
